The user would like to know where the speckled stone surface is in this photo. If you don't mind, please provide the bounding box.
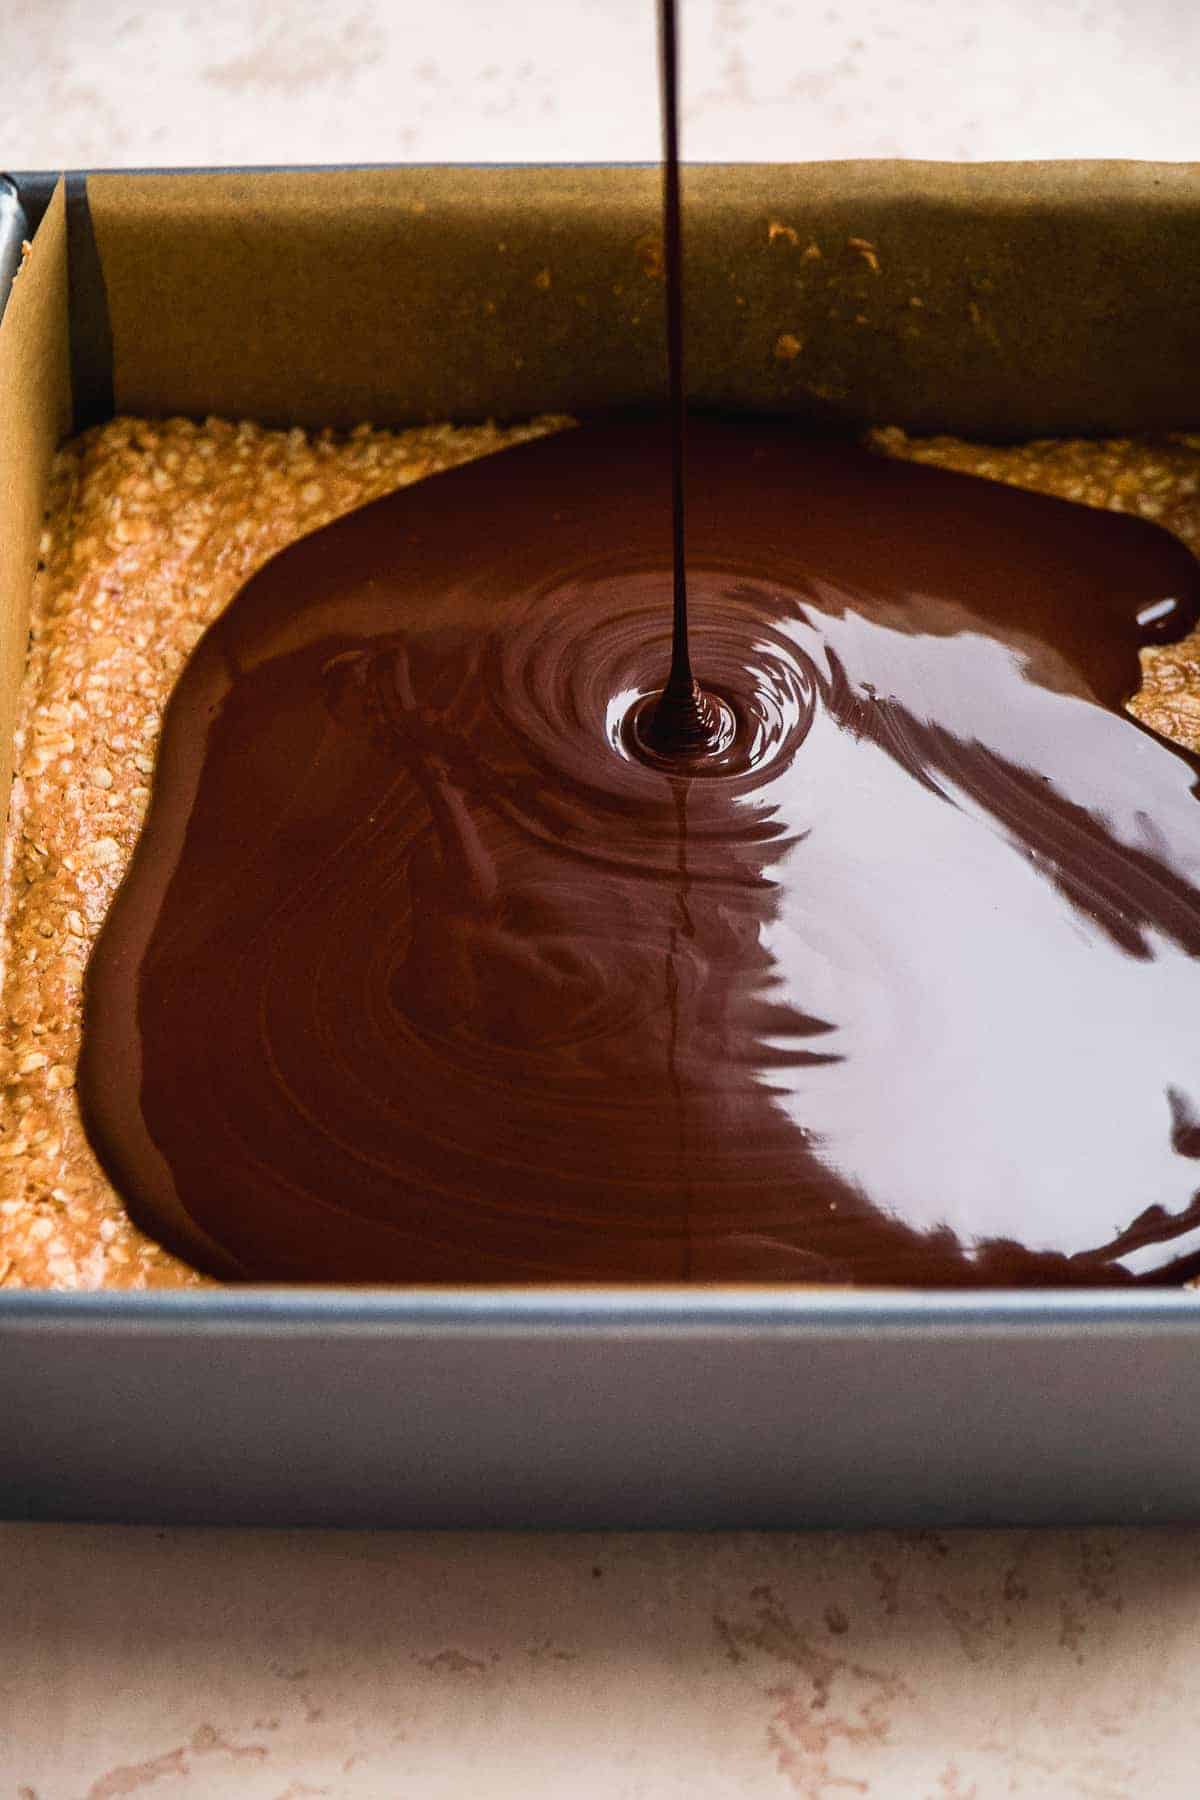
[5,0,1200,166]
[7,1525,1200,1797]
[5,3,1200,1795]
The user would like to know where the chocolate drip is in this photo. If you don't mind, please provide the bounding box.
[643,0,722,760]
[78,418,1200,1286]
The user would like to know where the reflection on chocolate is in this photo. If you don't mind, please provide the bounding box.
[78,417,1200,1285]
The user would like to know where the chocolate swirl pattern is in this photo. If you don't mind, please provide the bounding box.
[79,417,1200,1284]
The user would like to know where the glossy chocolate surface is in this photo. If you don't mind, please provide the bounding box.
[79,417,1200,1284]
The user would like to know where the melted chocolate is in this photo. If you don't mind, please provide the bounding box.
[78,417,1200,1285]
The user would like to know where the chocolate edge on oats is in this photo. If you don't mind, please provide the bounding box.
[0,415,568,1289]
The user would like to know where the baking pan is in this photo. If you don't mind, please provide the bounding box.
[4,163,1200,1528]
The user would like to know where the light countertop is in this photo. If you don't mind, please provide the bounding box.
[8,1524,1200,1797]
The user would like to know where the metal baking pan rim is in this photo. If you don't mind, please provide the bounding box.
[4,1287,1200,1333]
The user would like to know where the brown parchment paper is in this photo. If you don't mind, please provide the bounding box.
[0,182,70,815]
[83,161,1200,439]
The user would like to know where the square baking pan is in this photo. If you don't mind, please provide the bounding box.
[4,162,1200,1528]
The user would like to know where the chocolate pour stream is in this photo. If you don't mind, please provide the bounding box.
[642,0,722,759]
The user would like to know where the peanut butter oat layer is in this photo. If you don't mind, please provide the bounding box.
[5,415,1200,1291]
